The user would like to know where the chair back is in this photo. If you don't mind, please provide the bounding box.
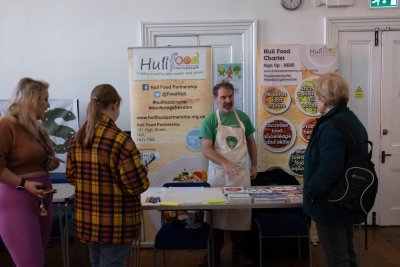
[163,182,210,188]
[252,167,299,186]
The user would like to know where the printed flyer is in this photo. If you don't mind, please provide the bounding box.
[258,44,338,178]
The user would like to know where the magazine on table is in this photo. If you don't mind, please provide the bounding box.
[223,186,245,195]
[253,193,288,204]
[227,193,252,204]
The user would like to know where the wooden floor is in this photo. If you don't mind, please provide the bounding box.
[1,226,400,267]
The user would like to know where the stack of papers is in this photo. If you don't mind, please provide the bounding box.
[253,193,287,204]
[272,186,302,194]
[223,187,245,195]
[287,194,303,204]
[244,187,273,195]
[227,193,251,204]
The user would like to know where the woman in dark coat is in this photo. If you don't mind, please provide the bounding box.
[303,73,368,267]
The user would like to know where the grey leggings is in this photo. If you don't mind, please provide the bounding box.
[316,222,358,267]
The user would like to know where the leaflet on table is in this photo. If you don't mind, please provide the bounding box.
[167,187,205,192]
[286,194,303,204]
[253,194,288,204]
[145,196,162,204]
[223,186,245,195]
[227,193,252,204]
[160,201,180,206]
[146,187,167,193]
[223,186,274,195]
[271,186,302,195]
[208,198,226,204]
[243,187,273,195]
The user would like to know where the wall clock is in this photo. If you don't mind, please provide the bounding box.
[281,0,303,10]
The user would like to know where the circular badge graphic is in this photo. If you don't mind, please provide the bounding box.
[295,76,320,116]
[263,86,291,114]
[175,56,183,65]
[287,145,307,176]
[183,56,191,64]
[300,117,317,142]
[186,129,201,152]
[260,117,297,153]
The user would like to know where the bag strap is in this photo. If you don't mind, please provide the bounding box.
[333,117,372,250]
[331,117,374,160]
[330,117,358,153]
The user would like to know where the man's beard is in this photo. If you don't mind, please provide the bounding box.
[223,103,233,109]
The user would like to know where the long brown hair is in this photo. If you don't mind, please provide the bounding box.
[75,84,121,147]
[5,77,50,140]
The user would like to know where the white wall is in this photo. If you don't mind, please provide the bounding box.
[0,0,398,130]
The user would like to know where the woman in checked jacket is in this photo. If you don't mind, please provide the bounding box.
[66,84,149,267]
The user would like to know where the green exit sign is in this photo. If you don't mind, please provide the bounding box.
[370,0,398,8]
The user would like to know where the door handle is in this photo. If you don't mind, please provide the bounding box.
[381,151,392,163]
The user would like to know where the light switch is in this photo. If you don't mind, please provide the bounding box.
[326,0,354,6]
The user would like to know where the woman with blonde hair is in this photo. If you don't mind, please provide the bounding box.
[304,73,368,267]
[0,77,60,267]
[66,84,149,267]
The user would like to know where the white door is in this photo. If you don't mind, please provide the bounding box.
[338,30,400,225]
[380,31,400,226]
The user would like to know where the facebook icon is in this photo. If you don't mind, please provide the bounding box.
[142,84,149,91]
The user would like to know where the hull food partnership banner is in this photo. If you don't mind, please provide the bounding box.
[128,46,212,186]
[258,44,338,178]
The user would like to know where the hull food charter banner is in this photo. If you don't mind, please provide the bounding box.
[128,46,212,186]
[258,44,338,178]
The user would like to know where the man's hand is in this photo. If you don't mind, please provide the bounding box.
[250,165,257,180]
[222,162,240,175]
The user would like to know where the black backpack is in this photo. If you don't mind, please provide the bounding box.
[327,118,378,249]
[327,118,378,216]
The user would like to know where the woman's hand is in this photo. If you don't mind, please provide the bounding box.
[24,180,47,198]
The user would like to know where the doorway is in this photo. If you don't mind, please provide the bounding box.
[327,17,400,226]
[141,20,257,122]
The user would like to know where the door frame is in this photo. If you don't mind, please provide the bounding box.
[141,20,258,123]
[325,16,400,43]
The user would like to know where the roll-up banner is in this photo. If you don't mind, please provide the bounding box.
[128,46,212,242]
[257,44,339,179]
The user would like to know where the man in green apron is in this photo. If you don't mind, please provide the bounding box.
[200,80,257,266]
